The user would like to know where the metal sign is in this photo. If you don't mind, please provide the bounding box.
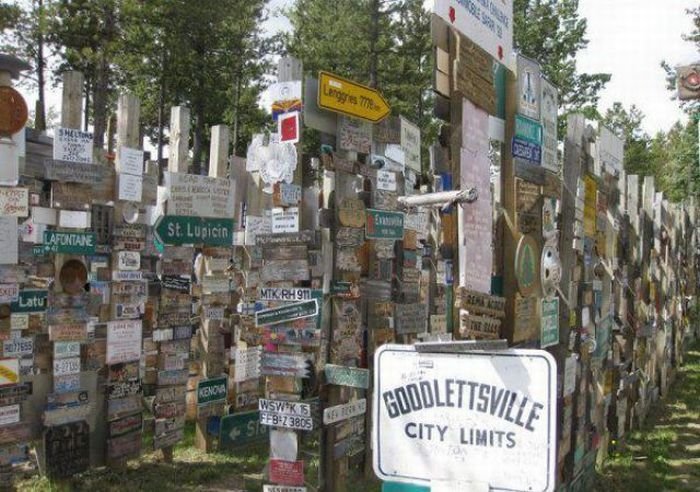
[255,300,318,327]
[516,54,541,119]
[540,245,562,298]
[323,398,367,425]
[219,411,269,449]
[259,399,313,431]
[318,71,390,123]
[197,376,228,406]
[259,287,314,302]
[324,364,369,389]
[540,77,559,173]
[366,209,404,240]
[154,215,234,246]
[433,0,513,63]
[373,344,556,490]
[43,230,96,255]
[515,234,539,297]
[540,297,559,348]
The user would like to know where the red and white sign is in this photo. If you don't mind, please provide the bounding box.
[269,459,304,486]
[279,112,300,144]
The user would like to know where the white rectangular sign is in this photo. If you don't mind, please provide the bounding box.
[323,398,367,425]
[117,146,144,175]
[54,127,94,164]
[0,187,28,217]
[400,116,421,173]
[0,404,20,426]
[233,346,262,382]
[106,319,143,364]
[53,356,81,376]
[540,77,559,173]
[116,251,141,271]
[0,217,18,265]
[433,0,513,64]
[59,210,90,228]
[2,337,33,357]
[259,399,313,431]
[376,170,397,191]
[373,344,556,491]
[164,172,235,218]
[272,208,300,234]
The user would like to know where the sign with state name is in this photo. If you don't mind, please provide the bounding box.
[323,399,367,425]
[373,344,556,490]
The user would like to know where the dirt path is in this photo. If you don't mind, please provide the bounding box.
[597,339,700,491]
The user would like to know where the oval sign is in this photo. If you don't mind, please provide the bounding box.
[0,86,28,136]
[515,234,539,297]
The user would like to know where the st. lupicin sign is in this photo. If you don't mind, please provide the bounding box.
[372,345,556,491]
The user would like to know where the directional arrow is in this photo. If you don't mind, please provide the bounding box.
[153,215,234,246]
[318,71,390,123]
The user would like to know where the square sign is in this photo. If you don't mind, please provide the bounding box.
[373,344,556,491]
[279,111,300,144]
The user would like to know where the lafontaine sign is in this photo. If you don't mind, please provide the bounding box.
[43,231,96,254]
[154,215,234,246]
[372,344,556,491]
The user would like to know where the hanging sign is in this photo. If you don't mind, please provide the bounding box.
[376,170,397,191]
[433,0,513,63]
[269,459,305,487]
[373,344,556,490]
[10,289,47,313]
[272,208,300,234]
[400,116,421,173]
[0,86,28,135]
[0,360,19,386]
[598,125,624,176]
[677,64,700,100]
[324,364,370,389]
[44,420,90,479]
[318,71,390,123]
[154,215,234,246]
[516,54,541,119]
[278,111,300,144]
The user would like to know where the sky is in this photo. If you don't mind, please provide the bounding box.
[14,0,699,138]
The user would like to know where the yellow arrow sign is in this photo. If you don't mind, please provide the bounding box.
[318,71,391,123]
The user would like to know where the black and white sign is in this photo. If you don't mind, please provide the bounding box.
[372,344,556,490]
[323,399,367,425]
[259,399,313,431]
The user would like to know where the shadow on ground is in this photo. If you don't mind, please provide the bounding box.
[595,340,700,491]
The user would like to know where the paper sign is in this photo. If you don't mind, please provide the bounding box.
[106,320,142,364]
[0,218,18,265]
[54,128,93,164]
[272,208,300,234]
[0,188,28,217]
[59,210,90,228]
[279,112,300,144]
[117,146,144,175]
[118,173,143,202]
[376,170,397,191]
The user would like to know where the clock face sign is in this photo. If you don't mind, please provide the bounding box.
[0,86,28,136]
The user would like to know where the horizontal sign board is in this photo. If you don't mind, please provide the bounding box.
[164,172,235,218]
[323,398,367,425]
[43,231,96,255]
[197,376,228,406]
[318,71,390,123]
[10,289,47,313]
[263,487,307,492]
[324,364,370,389]
[373,344,556,490]
[154,215,234,246]
[255,300,318,327]
[259,288,314,302]
[366,209,404,240]
[220,411,269,449]
[259,399,313,431]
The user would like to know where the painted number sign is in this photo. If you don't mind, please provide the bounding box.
[259,399,313,431]
[373,344,556,491]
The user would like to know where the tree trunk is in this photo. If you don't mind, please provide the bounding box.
[368,0,380,88]
[156,48,166,178]
[231,64,242,155]
[34,0,46,131]
[92,56,109,148]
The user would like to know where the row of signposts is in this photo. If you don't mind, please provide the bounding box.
[0,1,696,490]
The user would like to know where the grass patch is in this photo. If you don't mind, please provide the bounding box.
[596,340,700,491]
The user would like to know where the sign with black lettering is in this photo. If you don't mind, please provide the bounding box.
[373,344,556,490]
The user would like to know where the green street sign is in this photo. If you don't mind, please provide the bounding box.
[11,289,48,313]
[255,299,318,327]
[32,245,46,257]
[43,230,96,254]
[540,297,559,348]
[515,114,543,145]
[219,411,269,449]
[365,209,404,240]
[154,215,234,246]
[325,364,370,389]
[382,482,430,492]
[196,376,227,406]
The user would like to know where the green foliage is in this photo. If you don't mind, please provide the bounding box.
[602,102,654,176]
[514,0,611,135]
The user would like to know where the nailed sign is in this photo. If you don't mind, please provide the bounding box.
[318,71,390,123]
[164,172,235,218]
[220,411,269,449]
[259,399,313,431]
[43,231,96,255]
[324,364,369,389]
[197,376,228,406]
[373,345,556,490]
[323,398,367,425]
[54,128,93,163]
[256,300,318,327]
[366,209,404,240]
[44,420,90,479]
[540,297,559,348]
[154,215,234,246]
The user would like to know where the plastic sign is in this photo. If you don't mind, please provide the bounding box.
[372,344,556,491]
[318,71,390,123]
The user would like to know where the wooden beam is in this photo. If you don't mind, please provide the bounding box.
[61,71,83,129]
[168,106,190,173]
[208,125,230,178]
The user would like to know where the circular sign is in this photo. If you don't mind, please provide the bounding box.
[122,202,140,224]
[515,234,539,297]
[541,245,562,297]
[59,259,88,295]
[0,86,28,136]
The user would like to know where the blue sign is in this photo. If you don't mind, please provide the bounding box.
[512,137,542,164]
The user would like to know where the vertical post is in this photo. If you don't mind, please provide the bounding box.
[61,71,84,129]
[208,125,230,179]
[169,106,191,174]
[117,94,141,149]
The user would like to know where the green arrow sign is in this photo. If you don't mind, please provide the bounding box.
[219,411,269,449]
[154,215,234,246]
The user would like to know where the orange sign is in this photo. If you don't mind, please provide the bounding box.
[0,86,27,136]
[318,71,390,123]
